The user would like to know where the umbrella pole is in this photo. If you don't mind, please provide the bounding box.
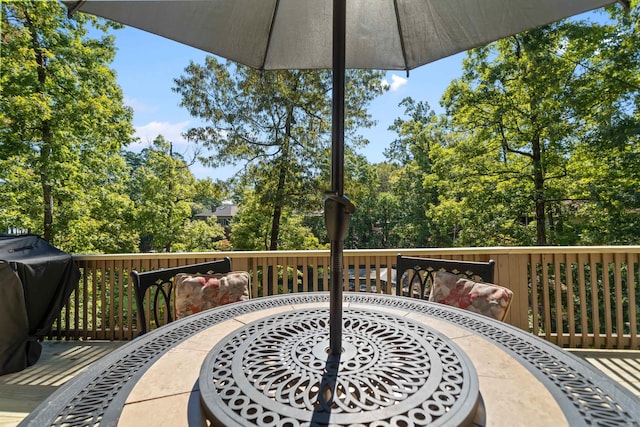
[325,0,353,356]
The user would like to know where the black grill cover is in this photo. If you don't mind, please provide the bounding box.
[0,235,79,375]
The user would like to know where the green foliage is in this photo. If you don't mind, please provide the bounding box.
[174,59,385,250]
[2,2,638,253]
[0,156,41,233]
[382,99,444,247]
[191,178,224,216]
[423,7,640,247]
[231,190,324,251]
[440,27,579,245]
[344,154,405,248]
[127,136,198,252]
[0,1,135,252]
[229,191,271,251]
[568,143,640,244]
[172,217,225,252]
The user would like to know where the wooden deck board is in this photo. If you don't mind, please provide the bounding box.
[567,349,640,399]
[0,340,124,427]
[0,342,638,426]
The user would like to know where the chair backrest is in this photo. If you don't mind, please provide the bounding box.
[429,270,513,321]
[130,257,232,335]
[395,255,495,300]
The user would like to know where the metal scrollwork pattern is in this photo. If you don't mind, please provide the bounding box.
[31,295,331,426]
[22,293,640,427]
[344,294,640,426]
[199,307,479,426]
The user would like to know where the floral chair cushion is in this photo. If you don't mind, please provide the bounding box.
[429,271,513,321]
[174,271,250,320]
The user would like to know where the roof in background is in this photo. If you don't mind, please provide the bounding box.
[194,203,238,219]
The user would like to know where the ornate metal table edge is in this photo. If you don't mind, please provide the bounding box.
[358,294,640,426]
[19,293,640,427]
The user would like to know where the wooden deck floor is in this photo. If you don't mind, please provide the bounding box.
[0,340,124,427]
[566,349,640,398]
[0,342,638,426]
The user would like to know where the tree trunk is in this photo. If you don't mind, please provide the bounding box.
[269,151,288,251]
[532,134,547,245]
[165,142,175,252]
[40,124,53,242]
[28,10,54,242]
[41,178,53,241]
[268,102,295,251]
[269,202,282,251]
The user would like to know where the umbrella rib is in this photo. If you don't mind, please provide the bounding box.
[393,0,410,76]
[617,0,630,9]
[260,0,281,71]
[65,0,86,18]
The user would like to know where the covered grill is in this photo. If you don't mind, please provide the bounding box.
[0,235,79,375]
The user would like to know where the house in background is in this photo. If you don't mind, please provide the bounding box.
[194,201,238,237]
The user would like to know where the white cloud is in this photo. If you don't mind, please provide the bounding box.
[130,121,239,180]
[131,120,191,150]
[382,74,408,92]
[124,97,158,114]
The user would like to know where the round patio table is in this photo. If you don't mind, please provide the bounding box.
[21,293,640,427]
[199,305,480,426]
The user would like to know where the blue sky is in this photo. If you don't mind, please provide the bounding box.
[109,25,466,180]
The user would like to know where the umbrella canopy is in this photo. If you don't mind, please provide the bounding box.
[64,0,620,354]
[65,0,618,72]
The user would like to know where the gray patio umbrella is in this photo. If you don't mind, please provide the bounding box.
[64,0,623,355]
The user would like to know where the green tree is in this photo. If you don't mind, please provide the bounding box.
[127,136,197,252]
[438,12,639,246]
[563,3,640,244]
[0,1,135,252]
[231,190,323,251]
[172,217,225,252]
[385,98,443,247]
[442,27,580,245]
[386,5,638,247]
[343,154,402,249]
[191,178,224,217]
[173,59,385,250]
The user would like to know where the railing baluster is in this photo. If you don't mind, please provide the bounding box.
[577,254,588,347]
[54,248,637,349]
[629,252,638,349]
[566,253,576,348]
[614,253,624,349]
[590,253,601,348]
[603,253,613,348]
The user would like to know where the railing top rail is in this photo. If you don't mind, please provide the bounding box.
[71,246,640,261]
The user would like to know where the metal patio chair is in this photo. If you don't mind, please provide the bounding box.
[130,257,232,335]
[395,255,496,300]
